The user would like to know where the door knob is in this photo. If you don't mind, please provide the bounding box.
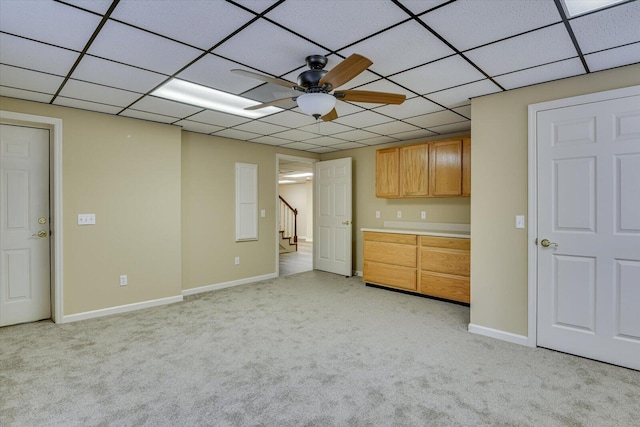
[32,230,47,238]
[342,220,351,225]
[540,238,558,248]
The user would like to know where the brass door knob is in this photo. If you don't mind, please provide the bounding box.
[540,238,558,248]
[342,220,351,225]
[32,230,47,238]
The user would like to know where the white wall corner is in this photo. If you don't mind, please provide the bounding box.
[468,323,531,347]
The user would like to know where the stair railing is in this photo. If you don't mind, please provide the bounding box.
[279,195,298,245]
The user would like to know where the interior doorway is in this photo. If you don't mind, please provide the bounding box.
[277,155,316,276]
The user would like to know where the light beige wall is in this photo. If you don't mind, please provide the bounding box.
[181,132,318,290]
[470,63,640,336]
[321,136,471,272]
[0,96,182,315]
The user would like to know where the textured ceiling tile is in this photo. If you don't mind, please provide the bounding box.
[364,120,420,135]
[188,110,251,127]
[339,20,454,75]
[330,141,367,150]
[232,0,281,14]
[177,54,263,95]
[0,34,79,76]
[129,96,203,118]
[0,0,102,50]
[465,24,577,76]
[304,136,350,146]
[428,120,471,134]
[373,96,442,119]
[420,0,560,51]
[280,142,321,151]
[585,43,640,72]
[111,0,254,50]
[389,129,438,141]
[306,146,339,153]
[120,109,178,124]
[298,122,354,136]
[87,21,202,75]
[398,0,451,15]
[260,111,317,128]
[175,120,224,134]
[271,129,319,142]
[249,135,291,146]
[359,135,401,145]
[233,120,289,135]
[265,0,409,50]
[452,105,471,119]
[60,80,141,107]
[214,128,262,141]
[427,79,502,108]
[404,110,464,128]
[0,65,64,94]
[571,1,640,54]
[332,129,379,141]
[334,110,393,128]
[73,55,168,93]
[495,58,586,90]
[0,86,52,103]
[54,97,122,115]
[61,0,113,14]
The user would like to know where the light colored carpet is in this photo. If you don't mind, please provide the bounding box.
[1,271,638,426]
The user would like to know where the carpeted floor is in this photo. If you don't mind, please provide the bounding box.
[1,271,638,426]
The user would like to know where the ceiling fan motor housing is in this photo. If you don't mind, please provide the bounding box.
[297,69,328,92]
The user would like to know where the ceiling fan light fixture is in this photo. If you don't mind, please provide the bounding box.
[296,93,336,119]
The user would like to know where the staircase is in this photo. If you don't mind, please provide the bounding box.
[279,195,298,253]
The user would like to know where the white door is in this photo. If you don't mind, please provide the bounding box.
[314,158,352,276]
[0,124,51,326]
[536,94,640,370]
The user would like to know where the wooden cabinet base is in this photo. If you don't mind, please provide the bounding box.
[420,271,470,304]
[363,261,417,291]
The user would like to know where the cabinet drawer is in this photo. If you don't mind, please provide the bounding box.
[364,231,416,245]
[420,271,470,303]
[421,236,469,250]
[364,241,416,268]
[421,247,470,276]
[363,261,417,291]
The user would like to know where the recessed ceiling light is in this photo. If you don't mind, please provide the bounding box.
[151,78,282,119]
[561,0,626,17]
[283,172,313,178]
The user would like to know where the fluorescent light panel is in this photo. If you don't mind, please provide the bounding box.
[152,78,282,119]
[561,0,626,17]
[283,172,313,178]
[278,180,295,184]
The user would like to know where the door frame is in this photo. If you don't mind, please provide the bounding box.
[1,110,63,323]
[275,154,317,276]
[526,84,640,348]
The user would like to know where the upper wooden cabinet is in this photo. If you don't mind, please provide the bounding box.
[376,137,471,198]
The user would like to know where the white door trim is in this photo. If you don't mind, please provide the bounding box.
[526,84,640,348]
[0,110,63,323]
[275,154,317,276]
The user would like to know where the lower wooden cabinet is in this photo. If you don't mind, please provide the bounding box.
[363,231,470,304]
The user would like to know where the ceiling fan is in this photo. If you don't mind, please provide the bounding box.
[232,54,406,121]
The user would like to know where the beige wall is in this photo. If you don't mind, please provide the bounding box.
[0,97,182,315]
[470,63,640,337]
[321,136,471,273]
[181,132,318,290]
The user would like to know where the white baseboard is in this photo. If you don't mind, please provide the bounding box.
[61,295,184,323]
[468,323,530,347]
[354,270,363,277]
[182,272,278,296]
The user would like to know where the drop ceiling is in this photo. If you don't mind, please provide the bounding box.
[1,0,638,154]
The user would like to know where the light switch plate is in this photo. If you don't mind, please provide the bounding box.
[421,211,427,220]
[78,213,96,225]
[397,211,402,219]
[375,211,380,219]
[515,215,525,229]
[260,209,266,218]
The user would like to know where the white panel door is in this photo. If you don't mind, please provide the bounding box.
[314,158,352,276]
[0,124,51,326]
[537,94,640,370]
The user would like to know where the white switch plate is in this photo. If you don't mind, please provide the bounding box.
[375,211,380,219]
[234,256,240,265]
[78,213,96,225]
[421,211,427,220]
[397,211,402,219]
[515,215,525,229]
[120,275,127,286]
[260,209,266,218]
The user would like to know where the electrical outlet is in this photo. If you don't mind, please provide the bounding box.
[375,211,380,219]
[120,275,127,286]
[234,256,240,265]
[421,211,427,220]
[77,213,96,225]
[397,210,402,219]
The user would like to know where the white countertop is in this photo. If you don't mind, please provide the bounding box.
[361,221,470,239]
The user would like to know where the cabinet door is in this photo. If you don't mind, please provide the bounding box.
[376,147,399,197]
[400,144,429,197]
[429,139,462,196]
[462,137,471,196]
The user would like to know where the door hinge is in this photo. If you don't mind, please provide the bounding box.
[534,238,538,245]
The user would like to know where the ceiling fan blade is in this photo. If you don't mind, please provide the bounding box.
[318,54,373,90]
[245,97,296,111]
[321,108,338,122]
[336,90,406,105]
[232,69,299,89]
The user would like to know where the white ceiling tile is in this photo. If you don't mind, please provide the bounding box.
[306,146,339,153]
[214,20,322,77]
[359,135,401,145]
[177,54,262,95]
[0,65,64,94]
[364,120,420,135]
[373,96,442,119]
[404,110,464,128]
[233,121,288,135]
[465,24,577,76]
[389,55,486,95]
[585,43,640,72]
[339,20,454,75]
[330,142,367,150]
[389,129,438,141]
[87,21,202,75]
[429,120,471,134]
[62,0,113,14]
[345,79,414,99]
[265,1,409,50]
[120,109,178,124]
[175,120,224,134]
[188,110,251,127]
[398,0,451,15]
[420,0,561,51]
[271,129,319,142]
[111,0,254,50]
[232,0,280,14]
[130,96,203,118]
[249,135,291,146]
[305,136,350,146]
[334,111,393,128]
[214,128,262,141]
[53,97,122,115]
[0,34,79,76]
[0,86,52,103]
[452,105,471,119]
[332,129,379,141]
[280,142,321,151]
[260,111,317,128]
[495,58,586,90]
[571,1,640,54]
[0,0,102,50]
[427,79,502,108]
[60,80,141,107]
[298,122,353,136]
[73,55,168,93]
